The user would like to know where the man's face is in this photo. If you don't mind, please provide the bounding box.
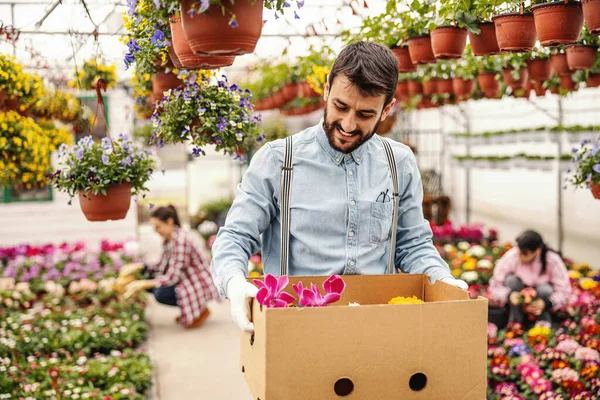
[322,75,395,154]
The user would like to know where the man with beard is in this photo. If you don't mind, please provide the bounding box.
[210,41,468,332]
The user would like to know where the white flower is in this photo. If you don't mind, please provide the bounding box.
[477,259,493,270]
[120,389,130,395]
[40,361,47,367]
[77,356,87,365]
[49,358,58,364]
[110,350,121,357]
[461,271,479,284]
[466,245,486,258]
[348,302,360,307]
[443,244,455,253]
[457,241,470,251]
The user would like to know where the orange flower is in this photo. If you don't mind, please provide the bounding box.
[581,364,599,380]
[551,360,568,369]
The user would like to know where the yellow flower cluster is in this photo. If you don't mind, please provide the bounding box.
[388,295,424,305]
[580,278,598,291]
[0,54,46,110]
[33,90,82,122]
[528,325,551,338]
[307,65,330,96]
[68,59,117,90]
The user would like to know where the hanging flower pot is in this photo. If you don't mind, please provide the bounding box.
[430,26,468,59]
[582,0,600,34]
[453,78,475,99]
[560,74,576,90]
[493,12,537,52]
[423,79,438,95]
[437,79,454,94]
[391,46,417,72]
[533,80,546,96]
[281,83,299,102]
[180,0,264,56]
[168,45,184,70]
[4,96,20,111]
[527,58,552,81]
[531,1,583,46]
[469,22,501,56]
[407,35,437,64]
[299,81,319,98]
[377,115,397,134]
[395,81,409,100]
[503,67,529,90]
[407,80,424,96]
[549,86,560,94]
[170,16,235,68]
[592,184,600,199]
[152,70,183,100]
[565,44,598,70]
[587,72,600,87]
[478,72,500,98]
[551,53,572,76]
[79,183,132,222]
[272,91,287,109]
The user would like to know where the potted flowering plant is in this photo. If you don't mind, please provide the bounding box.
[0,55,42,113]
[403,5,437,65]
[493,0,537,52]
[47,134,155,221]
[453,46,478,100]
[565,25,600,71]
[151,74,263,160]
[531,0,584,46]
[502,52,530,91]
[479,55,504,98]
[587,53,600,87]
[69,58,117,91]
[566,137,600,199]
[526,45,552,83]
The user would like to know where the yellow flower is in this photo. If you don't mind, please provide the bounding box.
[569,270,583,280]
[452,268,462,278]
[580,278,598,291]
[528,325,551,338]
[388,296,424,305]
[463,259,477,271]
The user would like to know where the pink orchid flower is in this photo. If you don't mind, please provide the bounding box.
[293,275,346,307]
[254,274,295,308]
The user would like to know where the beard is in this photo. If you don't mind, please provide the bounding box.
[322,105,382,154]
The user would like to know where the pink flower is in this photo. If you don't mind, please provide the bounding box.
[520,354,535,365]
[293,275,345,307]
[254,274,295,308]
[531,378,552,394]
[504,338,525,347]
[581,316,596,328]
[488,322,498,338]
[576,347,600,362]
[551,368,580,383]
[495,382,518,395]
[556,339,581,355]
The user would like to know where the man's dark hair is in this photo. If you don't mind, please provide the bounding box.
[327,41,398,106]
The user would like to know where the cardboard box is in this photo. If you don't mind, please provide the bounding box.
[240,274,488,400]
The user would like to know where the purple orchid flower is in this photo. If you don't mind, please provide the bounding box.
[254,274,295,308]
[293,274,346,307]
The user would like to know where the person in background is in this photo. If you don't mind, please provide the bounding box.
[489,230,571,325]
[122,205,219,329]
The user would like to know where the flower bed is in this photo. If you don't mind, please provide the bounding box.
[0,241,153,399]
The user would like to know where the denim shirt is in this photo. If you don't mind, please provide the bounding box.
[210,122,452,297]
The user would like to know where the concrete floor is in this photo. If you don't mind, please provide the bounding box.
[146,297,254,400]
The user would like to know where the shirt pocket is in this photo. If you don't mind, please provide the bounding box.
[369,201,394,244]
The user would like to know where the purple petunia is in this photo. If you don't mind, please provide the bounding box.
[102,154,109,165]
[593,164,600,174]
[76,147,84,160]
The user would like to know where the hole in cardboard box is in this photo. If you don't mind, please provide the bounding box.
[334,377,354,396]
[409,372,427,391]
[241,366,245,373]
[250,334,254,346]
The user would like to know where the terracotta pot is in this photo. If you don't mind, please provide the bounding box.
[79,183,132,222]
[551,53,572,76]
[502,68,529,90]
[281,83,299,102]
[152,70,183,100]
[377,115,397,134]
[587,72,600,87]
[533,80,546,96]
[423,79,438,95]
[468,22,500,56]
[549,86,560,94]
[170,16,235,68]
[272,91,287,108]
[430,26,468,59]
[0,90,5,107]
[407,80,423,95]
[493,13,537,52]
[180,0,263,56]
[395,81,409,100]
[531,1,583,46]
[391,46,417,72]
[299,81,319,98]
[478,72,500,98]
[582,0,600,35]
[592,184,600,199]
[527,58,552,81]
[560,74,576,90]
[4,96,20,111]
[168,45,184,69]
[566,44,598,70]
[452,78,475,99]
[407,35,436,64]
[436,78,454,94]
[419,96,434,109]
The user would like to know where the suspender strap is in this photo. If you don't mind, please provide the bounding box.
[280,136,294,276]
[381,138,399,275]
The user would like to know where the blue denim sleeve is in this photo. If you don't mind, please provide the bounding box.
[210,143,280,298]
[393,151,452,282]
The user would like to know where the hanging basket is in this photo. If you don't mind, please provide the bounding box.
[493,12,537,52]
[79,183,132,222]
[559,74,576,90]
[436,79,454,95]
[551,53,572,76]
[587,72,600,87]
[281,83,299,102]
[469,22,501,56]
[299,82,320,98]
[478,72,500,98]
[452,78,475,99]
[407,80,424,96]
[582,0,600,34]
[527,58,552,81]
[395,81,409,100]
[391,46,417,72]
[179,0,263,56]
[168,45,184,69]
[532,80,546,96]
[592,184,600,199]
[152,70,183,100]
[423,79,438,95]
[502,68,528,90]
[531,1,583,46]
[565,44,598,70]
[430,26,468,59]
[407,35,437,64]
[170,16,235,68]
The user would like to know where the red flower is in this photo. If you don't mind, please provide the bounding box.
[562,379,585,394]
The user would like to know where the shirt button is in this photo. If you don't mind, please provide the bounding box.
[349,170,354,176]
[350,200,356,206]
[336,157,341,163]
[349,260,355,266]
[349,231,355,237]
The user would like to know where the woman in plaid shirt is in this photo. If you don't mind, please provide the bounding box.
[124,205,219,329]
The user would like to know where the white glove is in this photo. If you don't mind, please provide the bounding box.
[227,275,259,333]
[440,276,469,290]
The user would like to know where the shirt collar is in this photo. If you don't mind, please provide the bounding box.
[315,120,366,165]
